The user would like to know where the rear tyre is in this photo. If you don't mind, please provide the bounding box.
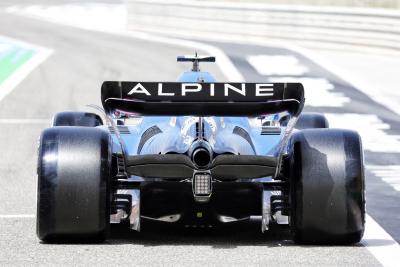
[295,112,329,129]
[37,127,111,242]
[52,111,103,127]
[288,129,365,244]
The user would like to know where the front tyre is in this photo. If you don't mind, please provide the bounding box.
[295,112,329,129]
[288,129,365,244]
[37,127,111,242]
[52,111,103,127]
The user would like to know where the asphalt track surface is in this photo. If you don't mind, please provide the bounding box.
[0,1,399,266]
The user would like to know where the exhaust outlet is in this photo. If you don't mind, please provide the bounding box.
[189,140,212,168]
[192,148,211,168]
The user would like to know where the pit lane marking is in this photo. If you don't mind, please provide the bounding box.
[4,4,243,82]
[325,113,400,153]
[284,44,400,116]
[366,165,400,192]
[248,57,350,107]
[247,55,308,76]
[0,214,35,218]
[0,119,51,124]
[267,76,350,107]
[363,214,400,267]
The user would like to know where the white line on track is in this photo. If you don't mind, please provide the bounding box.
[325,113,400,153]
[0,118,51,124]
[269,76,350,108]
[124,31,245,82]
[4,4,243,82]
[0,214,35,218]
[363,214,400,267]
[247,54,309,76]
[281,44,400,117]
[366,165,400,192]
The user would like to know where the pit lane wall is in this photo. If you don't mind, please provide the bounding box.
[126,0,400,55]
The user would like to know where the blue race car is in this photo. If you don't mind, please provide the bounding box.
[36,55,365,244]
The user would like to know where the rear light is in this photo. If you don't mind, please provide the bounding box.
[192,172,212,202]
[194,173,211,195]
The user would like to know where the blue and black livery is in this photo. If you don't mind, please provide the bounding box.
[36,55,365,244]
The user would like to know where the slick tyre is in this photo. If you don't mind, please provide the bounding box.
[52,112,103,127]
[295,112,329,129]
[37,127,111,242]
[288,129,365,244]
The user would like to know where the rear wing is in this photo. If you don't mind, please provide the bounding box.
[101,81,304,178]
[101,82,304,117]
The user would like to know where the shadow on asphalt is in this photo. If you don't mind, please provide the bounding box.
[108,221,295,248]
[38,221,367,247]
[108,221,371,248]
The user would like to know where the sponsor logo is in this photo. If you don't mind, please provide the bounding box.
[127,83,274,97]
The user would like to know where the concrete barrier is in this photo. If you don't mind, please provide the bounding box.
[127,0,400,54]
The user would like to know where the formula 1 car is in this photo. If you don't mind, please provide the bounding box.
[36,55,365,244]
